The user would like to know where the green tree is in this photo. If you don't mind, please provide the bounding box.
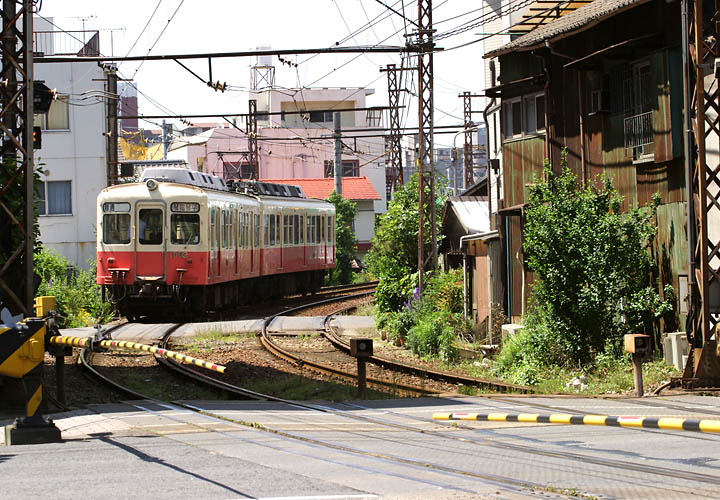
[326,191,357,285]
[365,174,446,312]
[497,152,672,377]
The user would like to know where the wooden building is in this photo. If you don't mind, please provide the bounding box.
[485,0,687,323]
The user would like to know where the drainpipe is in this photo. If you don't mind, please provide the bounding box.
[483,98,495,229]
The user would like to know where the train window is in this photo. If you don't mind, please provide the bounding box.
[321,215,326,242]
[103,214,130,244]
[254,213,259,248]
[299,215,304,244]
[328,217,332,243]
[283,215,289,245]
[170,202,199,213]
[238,213,243,248]
[221,210,227,248]
[294,215,299,245]
[269,214,275,246]
[138,209,163,245]
[103,202,130,213]
[171,214,200,245]
[210,208,216,249]
[276,215,281,246]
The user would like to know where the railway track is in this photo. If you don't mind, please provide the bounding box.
[79,326,720,499]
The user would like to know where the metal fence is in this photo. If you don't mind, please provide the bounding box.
[33,30,99,56]
[624,111,654,149]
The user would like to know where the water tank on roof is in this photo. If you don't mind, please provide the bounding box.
[255,46,273,66]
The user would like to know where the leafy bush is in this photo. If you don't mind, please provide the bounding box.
[34,248,113,328]
[495,151,673,382]
[406,313,458,362]
[366,174,446,312]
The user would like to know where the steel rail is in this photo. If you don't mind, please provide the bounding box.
[259,290,437,396]
[78,322,720,493]
[322,308,534,394]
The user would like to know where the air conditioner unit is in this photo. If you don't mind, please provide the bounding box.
[590,89,610,114]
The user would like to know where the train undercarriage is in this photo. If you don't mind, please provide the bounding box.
[104,269,327,320]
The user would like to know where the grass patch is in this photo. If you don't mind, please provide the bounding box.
[354,302,377,316]
[240,373,399,401]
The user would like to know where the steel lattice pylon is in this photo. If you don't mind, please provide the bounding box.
[414,0,436,292]
[680,0,720,385]
[0,0,34,315]
[382,64,403,198]
[461,91,474,190]
[247,99,259,179]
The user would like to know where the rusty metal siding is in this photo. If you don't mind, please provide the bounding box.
[502,135,546,206]
[653,202,688,328]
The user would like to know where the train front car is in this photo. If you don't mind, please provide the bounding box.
[96,172,210,319]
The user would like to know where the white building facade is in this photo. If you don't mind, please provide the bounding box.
[33,19,109,268]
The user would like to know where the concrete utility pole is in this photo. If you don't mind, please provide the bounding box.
[413,0,436,292]
[334,112,342,196]
[0,0,34,314]
[161,120,170,160]
[105,65,119,186]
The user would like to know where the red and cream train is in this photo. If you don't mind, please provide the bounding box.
[96,167,335,318]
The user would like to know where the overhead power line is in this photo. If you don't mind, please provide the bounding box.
[35,45,414,64]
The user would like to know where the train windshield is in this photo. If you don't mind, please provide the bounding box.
[103,214,130,244]
[171,214,200,245]
[138,208,163,245]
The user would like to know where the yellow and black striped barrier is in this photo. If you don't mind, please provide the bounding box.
[432,412,720,434]
[49,335,227,374]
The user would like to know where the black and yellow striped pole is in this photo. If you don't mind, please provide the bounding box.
[433,412,720,434]
[1,318,62,445]
[49,335,227,374]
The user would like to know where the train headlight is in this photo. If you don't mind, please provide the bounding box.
[146,178,158,191]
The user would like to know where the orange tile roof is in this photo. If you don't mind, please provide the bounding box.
[262,176,381,201]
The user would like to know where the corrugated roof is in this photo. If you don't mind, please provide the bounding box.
[446,197,490,234]
[487,0,649,57]
[261,176,381,201]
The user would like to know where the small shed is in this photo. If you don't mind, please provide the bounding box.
[441,195,503,341]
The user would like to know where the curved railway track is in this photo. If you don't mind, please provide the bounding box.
[79,325,720,499]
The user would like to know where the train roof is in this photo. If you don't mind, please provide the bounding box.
[139,167,307,199]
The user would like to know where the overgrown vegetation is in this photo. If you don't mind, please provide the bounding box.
[493,153,674,385]
[377,269,470,362]
[34,247,113,328]
[366,173,446,312]
[326,191,358,286]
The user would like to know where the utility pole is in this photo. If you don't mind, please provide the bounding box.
[678,0,720,386]
[334,112,342,196]
[105,65,119,186]
[412,0,436,292]
[381,63,403,198]
[0,0,34,314]
[460,92,483,190]
[161,120,170,160]
[247,99,258,179]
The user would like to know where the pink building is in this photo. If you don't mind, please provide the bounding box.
[169,87,388,255]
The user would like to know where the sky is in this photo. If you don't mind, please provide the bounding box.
[37,0,491,149]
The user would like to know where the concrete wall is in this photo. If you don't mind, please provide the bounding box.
[34,60,107,269]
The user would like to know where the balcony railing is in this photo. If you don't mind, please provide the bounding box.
[33,30,100,57]
[624,111,653,150]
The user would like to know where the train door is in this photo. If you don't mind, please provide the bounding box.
[320,215,328,264]
[301,213,307,267]
[251,212,258,274]
[233,208,239,276]
[135,203,166,279]
[209,206,221,280]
